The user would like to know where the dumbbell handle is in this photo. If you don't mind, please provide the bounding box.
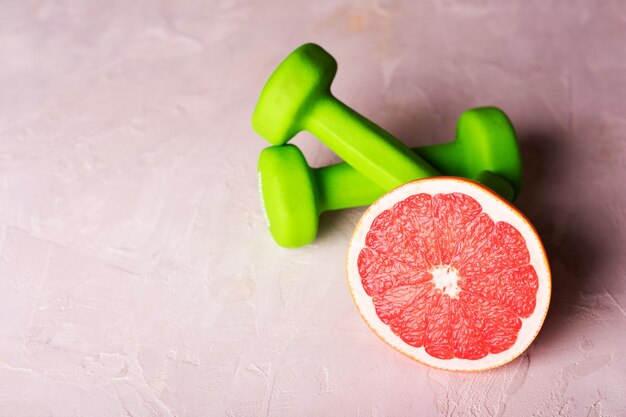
[305,95,440,190]
[315,141,514,212]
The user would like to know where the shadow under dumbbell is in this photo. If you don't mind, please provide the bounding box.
[317,207,367,246]
[515,127,617,349]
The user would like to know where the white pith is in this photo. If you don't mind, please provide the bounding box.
[431,265,460,298]
[346,178,551,372]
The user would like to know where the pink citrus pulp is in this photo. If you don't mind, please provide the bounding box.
[346,177,551,371]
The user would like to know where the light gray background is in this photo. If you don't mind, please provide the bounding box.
[1,1,625,416]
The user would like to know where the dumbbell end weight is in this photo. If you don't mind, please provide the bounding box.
[257,145,319,248]
[455,107,522,197]
[252,43,337,146]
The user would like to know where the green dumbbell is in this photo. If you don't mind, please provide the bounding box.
[258,107,521,247]
[252,43,440,190]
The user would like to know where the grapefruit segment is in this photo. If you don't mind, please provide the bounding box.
[347,178,551,371]
[432,193,482,266]
[358,248,431,296]
[424,293,454,359]
[458,265,539,318]
[391,194,440,268]
[365,209,431,269]
[450,213,494,268]
[460,221,530,277]
[372,282,434,324]
[458,291,521,354]
[388,286,438,348]
[451,300,489,360]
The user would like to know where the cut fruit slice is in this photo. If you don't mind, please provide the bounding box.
[346,177,551,371]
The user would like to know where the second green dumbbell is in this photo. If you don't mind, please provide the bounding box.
[258,107,521,248]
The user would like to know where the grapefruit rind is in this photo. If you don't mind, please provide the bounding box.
[346,177,551,371]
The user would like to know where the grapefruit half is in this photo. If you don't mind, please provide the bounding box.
[346,177,551,371]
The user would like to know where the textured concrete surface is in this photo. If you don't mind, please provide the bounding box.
[1,1,625,416]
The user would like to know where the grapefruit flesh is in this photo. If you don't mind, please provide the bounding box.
[347,178,550,371]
